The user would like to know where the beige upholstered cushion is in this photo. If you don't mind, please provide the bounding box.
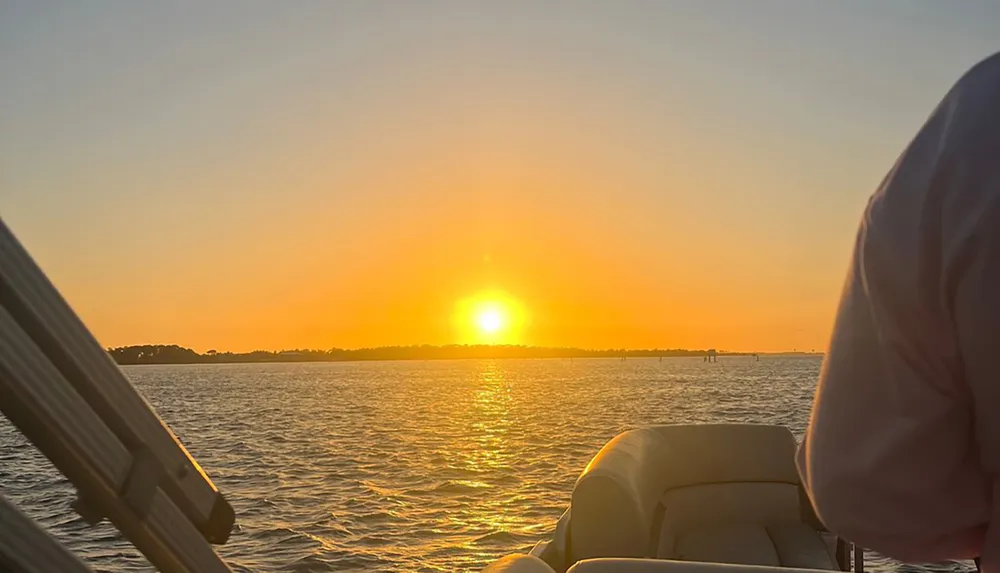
[646,425,800,490]
[765,523,837,570]
[657,522,835,570]
[572,428,672,561]
[658,483,800,534]
[571,425,803,563]
[673,525,780,566]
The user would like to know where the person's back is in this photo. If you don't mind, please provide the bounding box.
[797,52,1000,569]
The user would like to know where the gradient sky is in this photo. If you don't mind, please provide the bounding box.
[2,2,997,352]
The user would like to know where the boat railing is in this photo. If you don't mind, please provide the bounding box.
[0,217,235,573]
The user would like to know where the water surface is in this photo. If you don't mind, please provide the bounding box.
[0,357,973,572]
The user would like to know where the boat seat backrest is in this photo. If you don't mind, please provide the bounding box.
[569,425,803,564]
[656,482,800,550]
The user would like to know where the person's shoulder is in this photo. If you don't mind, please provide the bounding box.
[955,51,1000,93]
[941,52,1000,153]
[940,53,1000,234]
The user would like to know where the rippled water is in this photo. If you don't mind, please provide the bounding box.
[0,357,975,573]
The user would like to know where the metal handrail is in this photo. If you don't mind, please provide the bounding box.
[0,218,234,573]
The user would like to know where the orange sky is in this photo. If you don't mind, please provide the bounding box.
[3,4,996,353]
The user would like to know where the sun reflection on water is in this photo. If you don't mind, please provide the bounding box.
[449,361,536,561]
[468,361,513,470]
[5,358,832,571]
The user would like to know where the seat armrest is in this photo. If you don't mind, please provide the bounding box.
[532,508,571,570]
[572,429,671,560]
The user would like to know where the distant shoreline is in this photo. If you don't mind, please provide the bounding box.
[107,344,821,366]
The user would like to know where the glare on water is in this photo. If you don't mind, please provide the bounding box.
[0,357,973,573]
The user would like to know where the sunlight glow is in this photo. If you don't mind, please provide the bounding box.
[476,308,505,334]
[453,290,528,344]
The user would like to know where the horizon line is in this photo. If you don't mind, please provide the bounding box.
[107,342,823,355]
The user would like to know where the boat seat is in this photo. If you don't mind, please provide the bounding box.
[570,425,837,570]
[663,522,834,569]
[655,484,834,569]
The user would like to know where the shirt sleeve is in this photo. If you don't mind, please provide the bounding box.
[797,53,1000,563]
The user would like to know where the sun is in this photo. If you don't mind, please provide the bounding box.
[476,307,507,335]
[453,290,528,344]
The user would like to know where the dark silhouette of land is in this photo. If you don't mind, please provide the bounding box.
[107,344,817,365]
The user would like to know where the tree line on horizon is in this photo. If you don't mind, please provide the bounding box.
[104,344,778,365]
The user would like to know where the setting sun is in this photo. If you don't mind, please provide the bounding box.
[476,307,506,335]
[454,290,528,344]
